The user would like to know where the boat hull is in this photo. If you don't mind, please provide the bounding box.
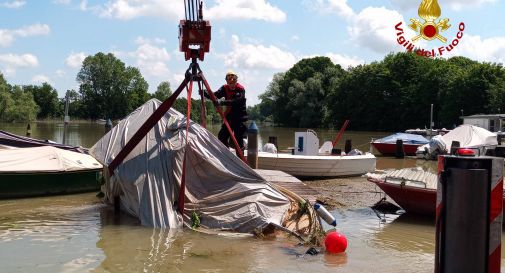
[369,178,505,216]
[257,152,376,178]
[371,142,422,156]
[369,178,436,215]
[0,170,101,199]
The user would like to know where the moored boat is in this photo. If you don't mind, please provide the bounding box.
[257,151,376,178]
[416,124,497,160]
[0,130,87,153]
[0,146,102,199]
[371,133,429,156]
[255,130,376,178]
[365,167,505,216]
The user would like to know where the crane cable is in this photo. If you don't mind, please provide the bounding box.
[184,0,202,21]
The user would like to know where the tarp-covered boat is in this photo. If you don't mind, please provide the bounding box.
[0,146,102,198]
[416,124,497,159]
[90,99,299,233]
[371,133,429,156]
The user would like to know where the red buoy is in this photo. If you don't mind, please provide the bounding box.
[325,231,347,253]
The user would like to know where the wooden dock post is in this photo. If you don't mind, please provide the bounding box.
[395,139,404,158]
[25,123,31,137]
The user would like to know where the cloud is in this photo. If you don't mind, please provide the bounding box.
[32,74,51,84]
[79,0,87,11]
[224,35,297,70]
[325,53,364,68]
[0,24,50,47]
[52,0,71,5]
[129,38,171,78]
[65,52,87,68]
[0,53,38,76]
[0,0,26,9]
[90,0,284,22]
[0,53,38,67]
[347,7,409,54]
[206,0,286,22]
[55,69,66,77]
[134,36,165,45]
[392,0,496,11]
[309,1,416,54]
[449,34,505,64]
[308,0,354,19]
[95,0,183,20]
[445,0,496,10]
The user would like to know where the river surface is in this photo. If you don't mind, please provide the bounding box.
[0,121,503,273]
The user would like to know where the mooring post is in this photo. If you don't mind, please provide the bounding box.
[62,94,70,145]
[436,156,503,273]
[25,123,31,137]
[247,121,258,169]
[345,139,352,154]
[268,136,278,149]
[395,139,404,158]
[105,118,112,133]
[450,141,460,155]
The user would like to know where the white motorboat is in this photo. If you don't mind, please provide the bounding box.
[254,130,376,178]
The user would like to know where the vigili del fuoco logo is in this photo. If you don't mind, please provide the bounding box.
[395,0,465,58]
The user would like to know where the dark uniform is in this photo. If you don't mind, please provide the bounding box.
[213,82,248,150]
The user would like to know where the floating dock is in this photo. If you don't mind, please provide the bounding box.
[254,169,319,204]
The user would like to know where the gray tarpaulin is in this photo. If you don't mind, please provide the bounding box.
[90,99,290,232]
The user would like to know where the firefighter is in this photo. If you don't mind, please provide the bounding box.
[208,70,248,151]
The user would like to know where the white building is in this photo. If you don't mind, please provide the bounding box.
[462,114,505,132]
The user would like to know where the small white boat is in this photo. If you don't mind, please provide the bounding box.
[255,130,376,178]
[256,151,376,177]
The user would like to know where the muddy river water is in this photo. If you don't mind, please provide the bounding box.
[0,122,504,272]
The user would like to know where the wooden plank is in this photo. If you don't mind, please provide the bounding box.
[254,169,319,204]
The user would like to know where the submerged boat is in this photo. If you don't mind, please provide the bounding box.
[371,133,429,156]
[256,130,376,177]
[0,146,102,199]
[90,99,323,241]
[365,167,505,216]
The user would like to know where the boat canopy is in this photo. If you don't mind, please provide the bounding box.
[441,124,497,150]
[375,133,429,144]
[90,99,290,231]
[0,146,102,173]
[0,130,86,153]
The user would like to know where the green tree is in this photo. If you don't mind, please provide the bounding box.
[23,83,59,119]
[76,52,149,119]
[152,81,173,101]
[0,74,14,121]
[5,86,39,122]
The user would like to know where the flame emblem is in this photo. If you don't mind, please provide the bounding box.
[409,0,451,43]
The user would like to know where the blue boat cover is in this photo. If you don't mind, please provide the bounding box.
[376,133,429,144]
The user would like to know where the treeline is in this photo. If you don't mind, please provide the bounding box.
[0,52,221,123]
[248,52,505,131]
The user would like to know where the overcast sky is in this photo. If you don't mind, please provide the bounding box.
[1,0,504,105]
